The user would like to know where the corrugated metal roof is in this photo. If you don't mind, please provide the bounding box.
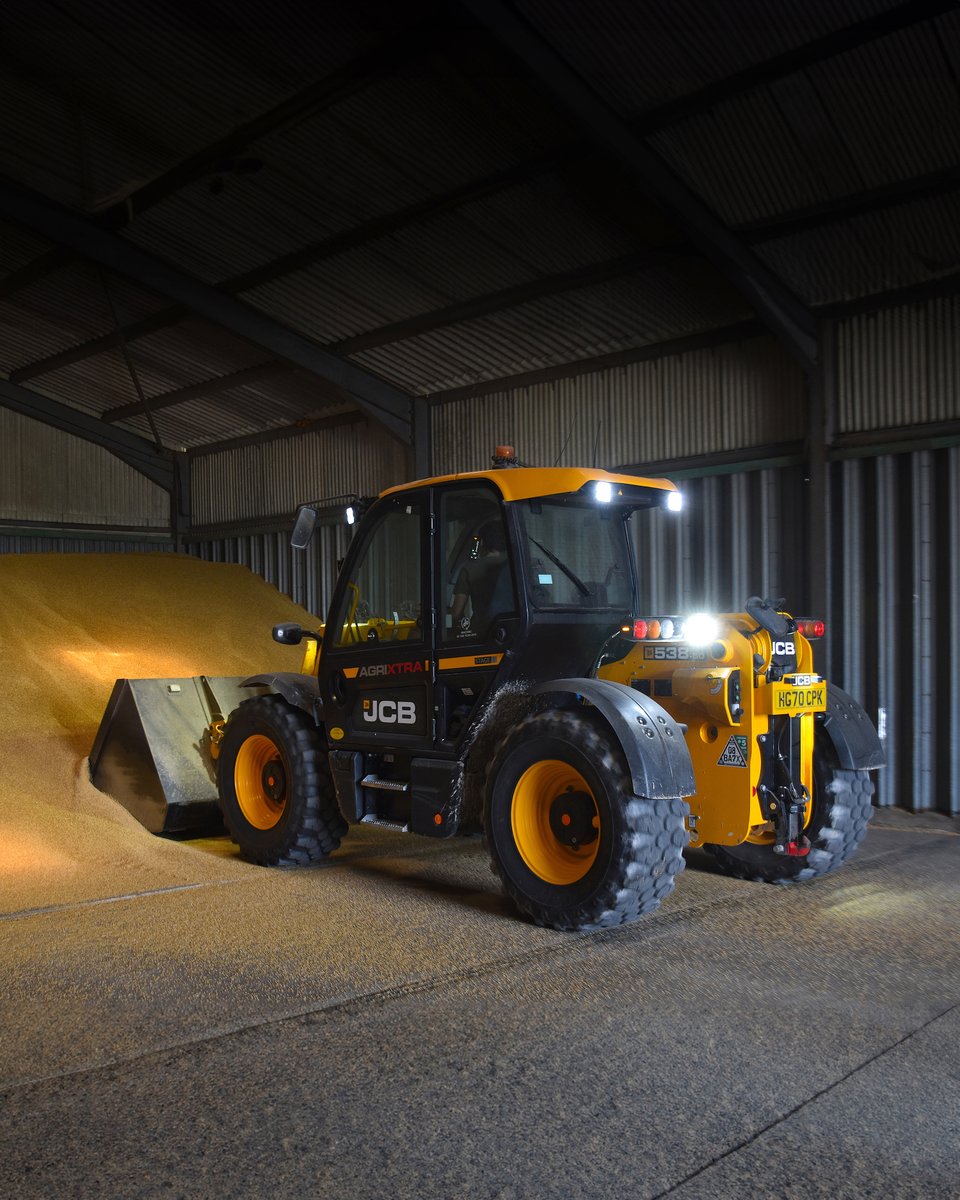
[0,0,409,210]
[0,264,167,374]
[136,391,354,452]
[805,19,960,187]
[27,336,352,449]
[352,263,752,395]
[0,0,956,459]
[27,350,138,418]
[0,221,52,275]
[756,191,960,305]
[240,184,654,346]
[119,320,276,394]
[120,62,580,288]
[513,0,896,117]
[649,14,960,225]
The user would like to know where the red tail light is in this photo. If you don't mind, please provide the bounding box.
[796,618,825,639]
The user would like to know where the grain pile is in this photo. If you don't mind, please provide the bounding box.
[0,553,319,913]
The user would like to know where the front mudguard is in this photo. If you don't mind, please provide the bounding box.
[240,672,321,722]
[816,683,884,770]
[533,677,696,800]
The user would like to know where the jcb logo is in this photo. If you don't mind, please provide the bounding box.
[772,641,795,656]
[362,699,417,725]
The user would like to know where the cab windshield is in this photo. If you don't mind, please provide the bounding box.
[518,499,635,612]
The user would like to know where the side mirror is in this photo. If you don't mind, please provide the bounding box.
[272,622,304,645]
[291,505,317,549]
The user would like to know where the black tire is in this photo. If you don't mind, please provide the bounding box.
[217,695,347,866]
[706,735,874,884]
[484,708,688,931]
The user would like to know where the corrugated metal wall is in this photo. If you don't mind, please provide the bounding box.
[4,301,958,816]
[827,448,960,815]
[0,534,174,554]
[188,448,959,816]
[627,451,960,816]
[0,407,170,527]
[837,296,960,433]
[186,521,353,620]
[190,421,409,526]
[630,467,807,615]
[430,335,805,473]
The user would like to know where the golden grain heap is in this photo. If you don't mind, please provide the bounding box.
[0,553,318,912]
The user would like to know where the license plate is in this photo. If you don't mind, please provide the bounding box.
[769,680,827,714]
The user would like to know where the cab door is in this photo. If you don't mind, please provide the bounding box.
[318,491,435,753]
[434,482,521,749]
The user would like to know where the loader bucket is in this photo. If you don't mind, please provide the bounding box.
[89,676,266,834]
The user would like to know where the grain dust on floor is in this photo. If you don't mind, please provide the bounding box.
[0,553,319,914]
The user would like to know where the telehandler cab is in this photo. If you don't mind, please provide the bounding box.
[205,447,883,931]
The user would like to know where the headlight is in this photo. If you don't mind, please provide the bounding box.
[684,613,719,644]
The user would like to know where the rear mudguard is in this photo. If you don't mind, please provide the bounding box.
[241,672,321,721]
[533,678,696,800]
[817,683,885,770]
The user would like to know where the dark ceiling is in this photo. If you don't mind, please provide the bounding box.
[0,0,957,475]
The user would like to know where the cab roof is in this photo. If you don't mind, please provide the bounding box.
[380,466,678,505]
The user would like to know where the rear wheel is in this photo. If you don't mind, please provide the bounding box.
[706,736,874,883]
[217,695,347,866]
[485,708,688,931]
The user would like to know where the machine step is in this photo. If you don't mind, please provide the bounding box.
[360,775,410,793]
[360,814,410,832]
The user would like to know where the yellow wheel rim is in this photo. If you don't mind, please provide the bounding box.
[511,760,600,885]
[234,734,287,830]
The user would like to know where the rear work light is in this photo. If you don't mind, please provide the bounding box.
[621,615,687,641]
[795,618,826,639]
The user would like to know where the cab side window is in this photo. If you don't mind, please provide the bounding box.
[330,499,423,648]
[440,488,516,643]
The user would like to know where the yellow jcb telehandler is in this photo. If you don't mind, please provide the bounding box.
[91,448,883,930]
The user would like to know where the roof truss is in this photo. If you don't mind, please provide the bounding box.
[0,176,413,444]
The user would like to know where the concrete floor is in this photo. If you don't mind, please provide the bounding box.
[2,808,958,1200]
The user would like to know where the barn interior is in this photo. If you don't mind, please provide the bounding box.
[1,2,959,1196]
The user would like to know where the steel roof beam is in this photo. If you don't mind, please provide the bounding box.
[631,0,955,137]
[0,247,72,300]
[742,165,960,244]
[460,0,819,370]
[0,17,453,300]
[0,0,946,311]
[0,177,413,443]
[101,361,292,424]
[11,246,689,396]
[426,320,765,403]
[822,267,960,318]
[13,148,944,387]
[216,151,574,296]
[10,310,186,385]
[187,410,366,458]
[7,157,569,384]
[0,377,175,492]
[329,247,689,356]
[5,0,948,377]
[94,22,455,228]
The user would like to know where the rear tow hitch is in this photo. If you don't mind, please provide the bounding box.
[758,784,811,857]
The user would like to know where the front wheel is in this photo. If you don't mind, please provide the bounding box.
[217,695,347,866]
[706,737,874,883]
[485,708,688,931]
